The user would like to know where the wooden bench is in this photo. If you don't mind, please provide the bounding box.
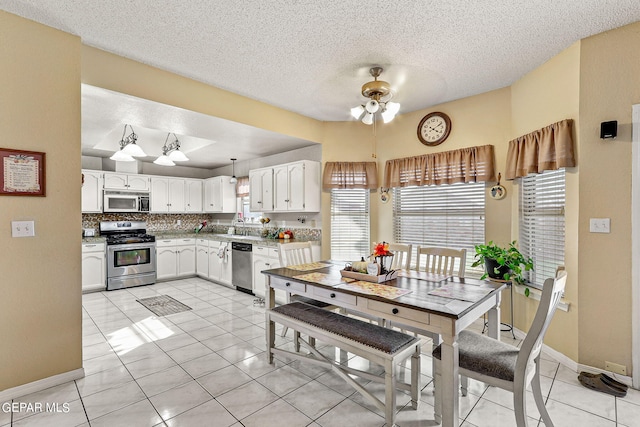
[267,301,421,427]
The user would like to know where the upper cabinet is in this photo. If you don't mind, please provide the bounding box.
[272,160,321,212]
[185,179,203,213]
[204,176,236,213]
[150,177,186,213]
[103,172,150,191]
[249,168,273,212]
[81,170,103,213]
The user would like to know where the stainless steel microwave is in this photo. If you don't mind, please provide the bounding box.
[103,191,150,213]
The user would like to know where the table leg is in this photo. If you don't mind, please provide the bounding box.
[439,334,459,427]
[486,292,502,341]
[265,276,275,364]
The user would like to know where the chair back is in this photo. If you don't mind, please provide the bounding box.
[278,241,314,267]
[415,247,466,277]
[387,243,412,271]
[516,269,567,383]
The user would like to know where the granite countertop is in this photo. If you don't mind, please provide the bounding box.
[82,232,318,246]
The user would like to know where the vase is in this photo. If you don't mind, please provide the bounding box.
[485,258,510,280]
[376,254,394,274]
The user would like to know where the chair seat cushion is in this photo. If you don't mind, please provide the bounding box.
[432,330,518,382]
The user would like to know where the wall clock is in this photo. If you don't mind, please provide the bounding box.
[417,112,451,146]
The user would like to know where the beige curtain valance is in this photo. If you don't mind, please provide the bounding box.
[236,176,250,197]
[505,119,575,180]
[322,162,378,190]
[383,145,496,188]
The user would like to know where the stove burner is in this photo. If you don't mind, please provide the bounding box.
[106,233,156,245]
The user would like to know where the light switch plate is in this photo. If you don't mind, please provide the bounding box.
[12,220,35,237]
[589,218,610,233]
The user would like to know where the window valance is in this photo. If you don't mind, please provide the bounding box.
[236,176,250,197]
[383,145,496,188]
[322,161,378,190]
[505,119,575,180]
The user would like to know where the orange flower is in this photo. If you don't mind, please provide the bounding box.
[373,242,391,256]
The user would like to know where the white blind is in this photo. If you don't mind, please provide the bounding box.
[392,182,485,276]
[519,169,565,288]
[331,188,370,261]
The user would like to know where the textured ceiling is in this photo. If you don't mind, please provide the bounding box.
[2,0,640,168]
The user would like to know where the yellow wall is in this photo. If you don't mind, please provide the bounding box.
[576,22,640,370]
[510,42,581,361]
[0,11,82,390]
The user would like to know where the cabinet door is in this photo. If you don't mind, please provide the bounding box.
[82,251,105,292]
[196,244,209,277]
[168,178,186,213]
[249,170,263,211]
[103,172,129,190]
[127,175,150,191]
[204,178,220,212]
[150,178,170,213]
[219,242,233,285]
[185,179,203,212]
[177,245,196,276]
[81,170,103,213]
[259,169,273,211]
[208,241,222,280]
[157,246,177,280]
[287,162,306,211]
[272,165,290,211]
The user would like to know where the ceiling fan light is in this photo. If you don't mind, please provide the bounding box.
[362,113,374,125]
[381,110,395,123]
[153,155,175,166]
[350,105,365,119]
[110,149,135,162]
[365,99,379,114]
[122,142,146,157]
[385,101,400,116]
[168,149,189,162]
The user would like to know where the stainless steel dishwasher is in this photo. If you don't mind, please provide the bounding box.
[232,242,253,293]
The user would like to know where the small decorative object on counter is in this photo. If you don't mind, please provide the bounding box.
[372,242,394,274]
[194,220,207,233]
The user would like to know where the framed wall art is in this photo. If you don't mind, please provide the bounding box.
[0,148,46,196]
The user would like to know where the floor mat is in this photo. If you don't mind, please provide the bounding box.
[136,295,192,317]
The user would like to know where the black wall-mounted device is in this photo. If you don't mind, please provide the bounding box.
[600,120,617,139]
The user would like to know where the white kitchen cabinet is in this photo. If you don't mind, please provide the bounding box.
[185,179,203,212]
[156,238,196,280]
[204,176,237,213]
[151,177,185,213]
[81,170,103,213]
[267,160,321,212]
[252,245,284,303]
[103,172,150,191]
[196,238,209,277]
[249,168,273,212]
[208,240,233,287]
[82,242,105,293]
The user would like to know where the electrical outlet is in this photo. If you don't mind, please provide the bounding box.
[605,361,627,376]
[11,220,35,237]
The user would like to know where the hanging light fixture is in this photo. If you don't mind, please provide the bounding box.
[350,67,400,125]
[153,133,189,166]
[229,158,238,184]
[110,125,146,161]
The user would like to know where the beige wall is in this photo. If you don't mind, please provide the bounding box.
[510,42,581,360]
[0,11,82,390]
[576,22,640,371]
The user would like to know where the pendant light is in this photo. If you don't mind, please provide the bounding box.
[229,158,238,184]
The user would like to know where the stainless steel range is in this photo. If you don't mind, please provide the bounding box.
[100,221,156,291]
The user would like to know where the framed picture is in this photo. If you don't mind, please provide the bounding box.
[0,148,46,196]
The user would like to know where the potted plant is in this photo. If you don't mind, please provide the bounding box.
[471,241,534,296]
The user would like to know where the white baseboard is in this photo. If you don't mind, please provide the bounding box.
[0,368,85,402]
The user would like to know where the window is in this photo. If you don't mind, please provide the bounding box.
[331,188,370,261]
[393,182,485,276]
[519,169,565,288]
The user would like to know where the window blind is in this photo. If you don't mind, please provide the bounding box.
[519,169,565,288]
[392,182,485,276]
[331,188,370,261]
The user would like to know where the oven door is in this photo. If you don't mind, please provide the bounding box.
[107,242,156,278]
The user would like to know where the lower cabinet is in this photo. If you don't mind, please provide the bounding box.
[252,245,285,303]
[82,242,105,293]
[196,238,209,277]
[208,240,233,287]
[156,238,196,280]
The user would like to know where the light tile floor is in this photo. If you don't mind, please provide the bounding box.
[2,277,640,426]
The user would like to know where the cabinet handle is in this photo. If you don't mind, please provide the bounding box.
[285,282,291,287]
[257,201,262,204]
[84,244,96,247]
[285,199,290,202]
[330,293,336,298]
[265,263,270,266]
[392,308,399,315]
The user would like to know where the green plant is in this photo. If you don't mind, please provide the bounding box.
[471,241,534,296]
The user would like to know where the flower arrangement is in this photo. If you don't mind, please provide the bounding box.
[372,242,394,274]
[372,242,391,256]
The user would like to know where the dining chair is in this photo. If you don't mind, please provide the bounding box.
[432,270,568,426]
[415,246,467,277]
[277,241,339,341]
[386,243,413,271]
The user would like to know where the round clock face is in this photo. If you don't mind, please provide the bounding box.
[418,112,451,146]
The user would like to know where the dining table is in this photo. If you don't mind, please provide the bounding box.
[262,260,506,427]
